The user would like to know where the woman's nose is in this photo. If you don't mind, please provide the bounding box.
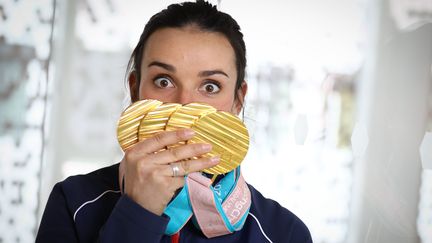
[173,89,194,105]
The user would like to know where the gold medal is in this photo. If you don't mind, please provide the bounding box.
[117,99,162,151]
[138,103,182,141]
[165,103,217,148]
[166,103,216,130]
[188,111,249,174]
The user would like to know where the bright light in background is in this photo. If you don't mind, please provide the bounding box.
[76,0,221,51]
[220,0,365,73]
[62,160,105,177]
[75,0,365,76]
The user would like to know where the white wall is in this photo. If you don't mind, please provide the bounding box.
[348,0,432,242]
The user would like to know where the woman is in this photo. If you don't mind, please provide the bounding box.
[36,1,312,242]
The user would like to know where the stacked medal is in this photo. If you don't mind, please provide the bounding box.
[116,99,249,175]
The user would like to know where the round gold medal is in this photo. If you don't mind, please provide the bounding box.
[117,99,162,151]
[188,111,249,174]
[166,103,216,131]
[138,103,182,141]
[165,103,216,149]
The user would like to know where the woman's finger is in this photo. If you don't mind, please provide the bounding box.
[148,143,212,165]
[169,177,186,190]
[128,129,195,158]
[162,156,220,177]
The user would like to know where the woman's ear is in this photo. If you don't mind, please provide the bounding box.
[128,72,139,102]
[233,81,248,115]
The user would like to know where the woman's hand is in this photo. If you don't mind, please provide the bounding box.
[121,128,220,216]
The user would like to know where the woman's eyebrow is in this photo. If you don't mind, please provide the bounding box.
[148,61,176,72]
[148,61,228,78]
[199,70,229,78]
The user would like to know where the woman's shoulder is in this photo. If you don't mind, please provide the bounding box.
[61,163,120,190]
[247,184,313,242]
[38,164,123,242]
[55,163,121,213]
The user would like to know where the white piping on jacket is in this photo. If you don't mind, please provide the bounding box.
[248,212,274,243]
[73,190,121,221]
[73,190,273,243]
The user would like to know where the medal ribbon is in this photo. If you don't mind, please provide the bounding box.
[164,168,251,238]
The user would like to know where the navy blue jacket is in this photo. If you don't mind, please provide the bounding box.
[36,163,312,242]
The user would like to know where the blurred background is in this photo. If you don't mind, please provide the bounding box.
[0,0,431,242]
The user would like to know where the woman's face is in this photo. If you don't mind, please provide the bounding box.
[133,26,246,114]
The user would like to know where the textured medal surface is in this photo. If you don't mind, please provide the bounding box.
[165,103,216,148]
[189,111,249,174]
[138,103,182,141]
[117,99,162,151]
[166,103,216,131]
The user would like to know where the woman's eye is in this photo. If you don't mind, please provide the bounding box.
[153,77,174,88]
[200,82,221,94]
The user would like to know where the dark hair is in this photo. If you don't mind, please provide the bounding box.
[126,0,246,103]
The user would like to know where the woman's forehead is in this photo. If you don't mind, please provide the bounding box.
[142,27,236,71]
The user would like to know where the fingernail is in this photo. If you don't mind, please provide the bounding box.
[201,143,212,151]
[210,156,220,163]
[181,129,195,138]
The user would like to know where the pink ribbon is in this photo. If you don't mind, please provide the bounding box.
[186,172,251,238]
